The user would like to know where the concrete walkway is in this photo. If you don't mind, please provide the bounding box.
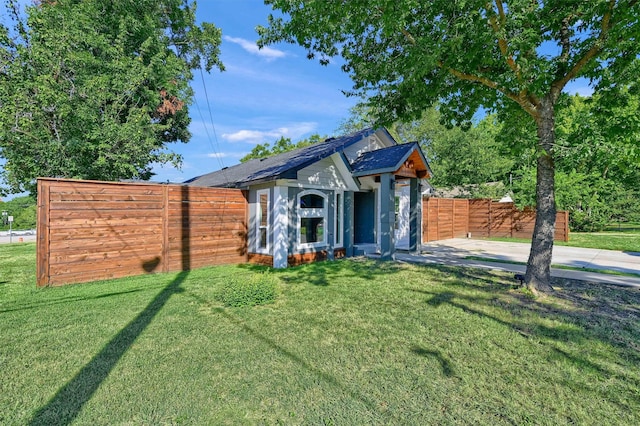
[394,238,640,289]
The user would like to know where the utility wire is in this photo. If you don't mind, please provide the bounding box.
[197,66,232,186]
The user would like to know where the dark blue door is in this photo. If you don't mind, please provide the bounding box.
[354,191,375,244]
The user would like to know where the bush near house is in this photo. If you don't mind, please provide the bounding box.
[218,272,277,307]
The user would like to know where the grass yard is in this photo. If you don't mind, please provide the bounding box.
[563,229,640,253]
[488,227,640,253]
[1,243,640,424]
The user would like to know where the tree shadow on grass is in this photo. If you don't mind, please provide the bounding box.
[410,345,456,377]
[212,305,397,422]
[238,257,405,287]
[0,281,170,314]
[406,263,640,409]
[28,271,189,426]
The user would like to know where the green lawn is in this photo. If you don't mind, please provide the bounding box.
[1,243,639,424]
[488,227,640,252]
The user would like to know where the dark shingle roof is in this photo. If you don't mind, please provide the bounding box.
[351,142,431,177]
[185,128,382,188]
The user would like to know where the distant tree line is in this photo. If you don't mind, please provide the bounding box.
[0,196,36,231]
[239,134,328,163]
[252,89,640,233]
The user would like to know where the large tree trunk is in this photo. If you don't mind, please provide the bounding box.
[525,98,556,294]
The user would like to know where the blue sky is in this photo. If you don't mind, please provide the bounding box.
[155,0,594,184]
[151,0,360,184]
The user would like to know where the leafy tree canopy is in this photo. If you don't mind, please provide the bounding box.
[239,134,327,162]
[511,88,640,230]
[259,0,640,293]
[0,0,223,195]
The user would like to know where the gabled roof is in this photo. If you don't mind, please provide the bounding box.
[185,127,394,188]
[350,142,432,178]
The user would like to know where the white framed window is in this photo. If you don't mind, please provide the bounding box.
[297,189,327,248]
[256,189,270,253]
[334,191,344,247]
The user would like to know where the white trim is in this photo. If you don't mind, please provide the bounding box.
[272,186,289,268]
[297,189,328,249]
[376,186,381,250]
[255,189,270,254]
[329,153,360,191]
[334,191,344,248]
[394,185,410,249]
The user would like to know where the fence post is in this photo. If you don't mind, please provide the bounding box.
[451,199,455,239]
[36,179,50,287]
[510,202,515,238]
[162,185,170,273]
[487,199,492,238]
[435,198,439,241]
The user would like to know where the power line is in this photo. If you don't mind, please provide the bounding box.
[197,66,231,185]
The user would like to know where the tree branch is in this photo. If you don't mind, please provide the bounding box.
[440,62,539,117]
[486,1,521,79]
[558,16,572,66]
[401,28,416,45]
[552,0,616,96]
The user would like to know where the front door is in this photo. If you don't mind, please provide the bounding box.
[354,191,375,244]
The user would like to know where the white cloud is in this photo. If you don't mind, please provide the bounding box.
[206,152,228,158]
[222,122,318,144]
[206,152,245,159]
[224,36,287,61]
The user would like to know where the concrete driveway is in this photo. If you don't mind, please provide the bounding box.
[395,238,640,288]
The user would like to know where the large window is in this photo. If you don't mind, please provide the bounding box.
[298,190,327,247]
[256,189,269,253]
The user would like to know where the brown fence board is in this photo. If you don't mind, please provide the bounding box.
[49,246,164,265]
[37,178,248,286]
[49,209,164,220]
[49,237,164,252]
[423,198,569,243]
[50,193,165,202]
[49,201,164,210]
[48,218,164,229]
[49,226,163,240]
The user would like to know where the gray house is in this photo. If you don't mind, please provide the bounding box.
[185,128,432,268]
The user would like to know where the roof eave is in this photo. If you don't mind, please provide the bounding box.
[352,166,399,177]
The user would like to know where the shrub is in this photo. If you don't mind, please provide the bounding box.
[218,272,277,307]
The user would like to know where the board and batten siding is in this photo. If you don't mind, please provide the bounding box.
[37,178,248,287]
[342,134,388,163]
[296,157,348,189]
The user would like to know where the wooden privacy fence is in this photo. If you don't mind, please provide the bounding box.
[37,178,248,287]
[422,198,569,243]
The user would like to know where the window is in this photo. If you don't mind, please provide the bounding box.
[297,190,327,247]
[256,189,269,252]
[335,192,343,247]
[301,217,324,244]
[300,193,324,208]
